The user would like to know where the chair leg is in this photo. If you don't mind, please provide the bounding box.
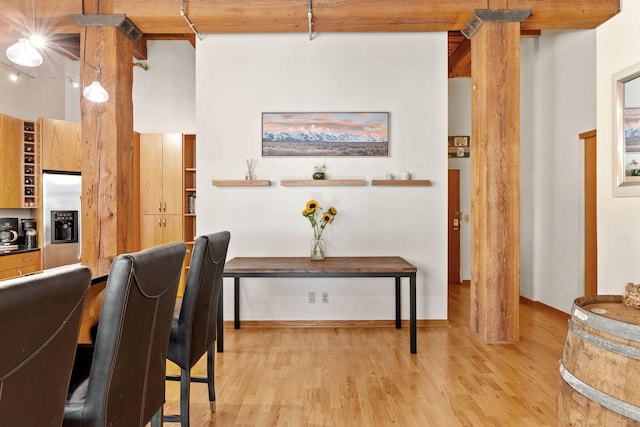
[206,345,216,412]
[180,367,191,427]
[151,407,163,427]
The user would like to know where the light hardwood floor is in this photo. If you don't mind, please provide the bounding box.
[162,283,569,426]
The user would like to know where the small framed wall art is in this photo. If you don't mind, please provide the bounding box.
[448,136,470,158]
[262,112,389,157]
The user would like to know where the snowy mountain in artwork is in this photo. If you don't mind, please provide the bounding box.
[626,126,640,140]
[263,126,386,143]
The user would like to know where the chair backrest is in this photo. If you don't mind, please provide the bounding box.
[81,242,185,426]
[0,265,91,426]
[169,231,230,369]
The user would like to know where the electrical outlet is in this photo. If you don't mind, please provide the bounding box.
[322,292,329,303]
[308,292,316,303]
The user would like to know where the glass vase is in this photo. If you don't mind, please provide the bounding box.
[310,238,325,260]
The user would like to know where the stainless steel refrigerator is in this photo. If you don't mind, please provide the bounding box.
[42,171,81,269]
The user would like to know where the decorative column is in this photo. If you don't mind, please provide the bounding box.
[465,9,530,342]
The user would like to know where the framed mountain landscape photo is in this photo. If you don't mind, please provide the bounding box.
[261,112,389,157]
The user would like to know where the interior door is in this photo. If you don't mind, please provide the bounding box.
[448,169,461,284]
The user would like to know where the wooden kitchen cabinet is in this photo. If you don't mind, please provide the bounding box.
[39,118,81,172]
[139,133,183,248]
[140,214,183,248]
[0,114,25,208]
[0,250,41,280]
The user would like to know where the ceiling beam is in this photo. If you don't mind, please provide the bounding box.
[2,0,620,36]
[448,35,471,78]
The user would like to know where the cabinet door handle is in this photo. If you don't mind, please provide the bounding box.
[163,201,166,212]
[163,218,167,227]
[17,269,23,276]
[158,218,162,227]
[22,257,33,262]
[158,202,162,212]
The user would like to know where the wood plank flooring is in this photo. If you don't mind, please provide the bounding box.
[162,283,569,426]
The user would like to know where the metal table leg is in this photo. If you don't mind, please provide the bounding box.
[395,276,401,329]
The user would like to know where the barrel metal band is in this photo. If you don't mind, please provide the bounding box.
[559,361,640,421]
[572,303,640,342]
[569,320,640,360]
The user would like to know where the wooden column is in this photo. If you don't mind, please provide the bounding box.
[78,23,137,277]
[468,10,529,342]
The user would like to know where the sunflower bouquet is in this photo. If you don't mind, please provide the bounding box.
[302,200,337,259]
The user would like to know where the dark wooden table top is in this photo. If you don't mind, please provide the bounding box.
[224,256,417,274]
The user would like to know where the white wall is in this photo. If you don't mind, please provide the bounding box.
[64,60,81,122]
[133,40,196,133]
[0,69,65,121]
[520,30,596,312]
[196,33,449,321]
[596,0,640,294]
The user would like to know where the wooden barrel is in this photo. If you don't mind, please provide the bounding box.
[557,295,640,425]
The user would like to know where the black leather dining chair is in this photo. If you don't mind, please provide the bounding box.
[0,265,91,427]
[63,242,186,427]
[164,231,230,426]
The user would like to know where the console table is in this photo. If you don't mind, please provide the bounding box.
[220,256,418,353]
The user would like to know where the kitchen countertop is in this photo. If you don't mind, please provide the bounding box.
[0,247,40,256]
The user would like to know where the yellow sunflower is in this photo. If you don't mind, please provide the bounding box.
[306,200,319,212]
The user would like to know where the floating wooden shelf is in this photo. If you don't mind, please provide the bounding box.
[212,179,271,186]
[371,179,432,186]
[280,179,366,186]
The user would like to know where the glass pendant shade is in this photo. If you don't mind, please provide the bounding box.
[6,38,43,67]
[83,81,109,103]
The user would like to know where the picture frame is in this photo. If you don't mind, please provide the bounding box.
[262,112,389,157]
[448,136,470,158]
[613,62,640,196]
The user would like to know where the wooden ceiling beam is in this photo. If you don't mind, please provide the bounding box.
[448,36,471,78]
[2,0,620,36]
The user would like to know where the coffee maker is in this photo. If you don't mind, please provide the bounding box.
[0,218,19,248]
[21,219,37,249]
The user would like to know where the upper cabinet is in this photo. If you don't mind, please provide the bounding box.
[39,118,81,172]
[139,133,183,249]
[0,114,28,208]
[139,133,183,216]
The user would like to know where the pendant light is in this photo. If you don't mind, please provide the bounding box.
[5,0,43,67]
[83,68,109,103]
[6,38,43,67]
